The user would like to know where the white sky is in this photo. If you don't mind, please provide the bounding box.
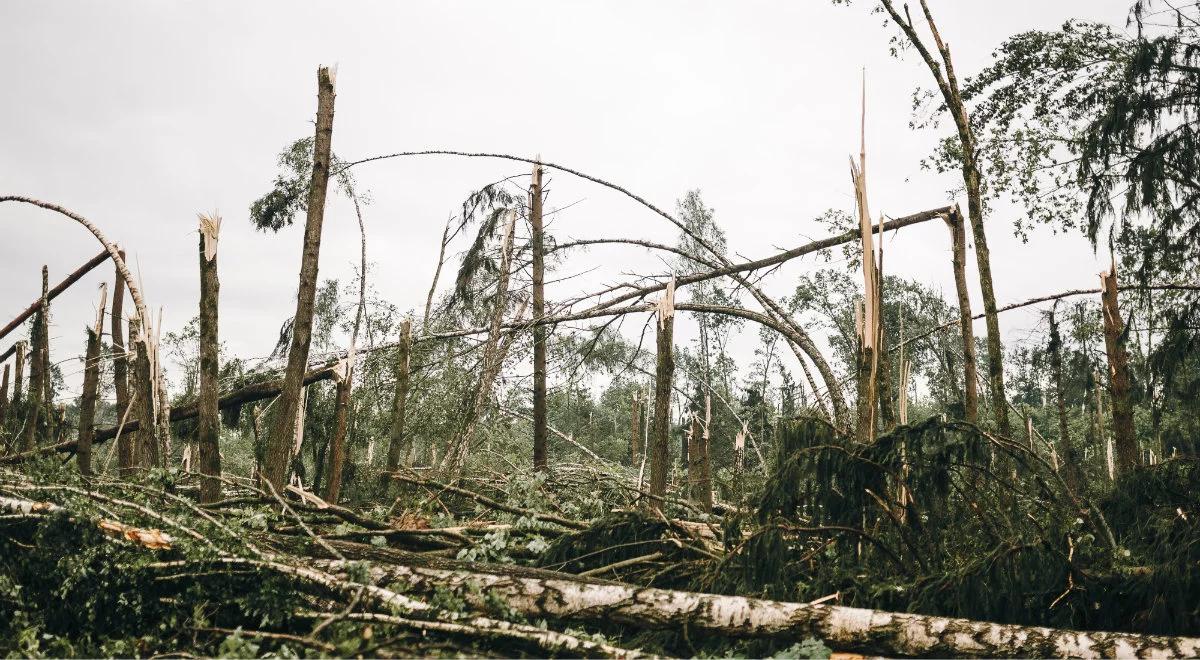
[1,1,1135,400]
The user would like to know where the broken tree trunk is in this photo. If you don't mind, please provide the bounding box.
[0,249,109,343]
[686,403,713,512]
[347,560,1200,659]
[197,214,222,503]
[384,319,413,473]
[111,248,134,475]
[944,206,979,423]
[77,285,107,476]
[1100,264,1137,475]
[530,160,549,472]
[850,144,881,444]
[129,314,159,469]
[264,66,337,492]
[21,267,50,452]
[648,278,675,512]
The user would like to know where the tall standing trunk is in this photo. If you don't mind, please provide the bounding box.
[944,207,979,423]
[1100,265,1137,474]
[111,249,134,474]
[77,286,108,476]
[197,215,222,502]
[648,279,675,512]
[129,315,158,469]
[530,162,549,471]
[21,267,50,452]
[629,393,641,466]
[851,149,882,444]
[385,319,413,472]
[686,398,713,512]
[263,66,337,491]
[880,0,1009,435]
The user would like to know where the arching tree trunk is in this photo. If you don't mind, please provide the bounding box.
[263,66,337,491]
[197,216,222,502]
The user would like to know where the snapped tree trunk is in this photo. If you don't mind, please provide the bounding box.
[880,0,1009,435]
[76,286,107,476]
[944,207,979,423]
[111,249,134,475]
[263,66,337,491]
[648,279,675,511]
[129,315,159,469]
[12,342,24,413]
[530,161,549,472]
[384,319,413,472]
[687,400,713,512]
[197,216,222,503]
[1100,265,1137,474]
[21,267,49,452]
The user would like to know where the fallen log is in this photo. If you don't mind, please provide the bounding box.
[0,249,110,343]
[341,560,1200,659]
[0,365,337,463]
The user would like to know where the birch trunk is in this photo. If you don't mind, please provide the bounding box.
[264,66,337,491]
[345,560,1200,659]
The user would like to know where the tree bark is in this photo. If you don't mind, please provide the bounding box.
[129,315,158,469]
[21,267,50,452]
[350,560,1200,659]
[530,161,549,472]
[264,66,337,491]
[76,286,107,476]
[323,368,352,502]
[197,218,222,502]
[649,280,675,512]
[1100,266,1137,474]
[111,249,133,475]
[385,319,413,472]
[879,0,1010,435]
[944,208,979,423]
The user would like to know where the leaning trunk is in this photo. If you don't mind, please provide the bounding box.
[263,66,337,491]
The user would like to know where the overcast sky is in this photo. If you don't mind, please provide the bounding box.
[1,1,1135,400]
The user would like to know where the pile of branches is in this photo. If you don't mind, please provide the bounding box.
[3,440,1200,658]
